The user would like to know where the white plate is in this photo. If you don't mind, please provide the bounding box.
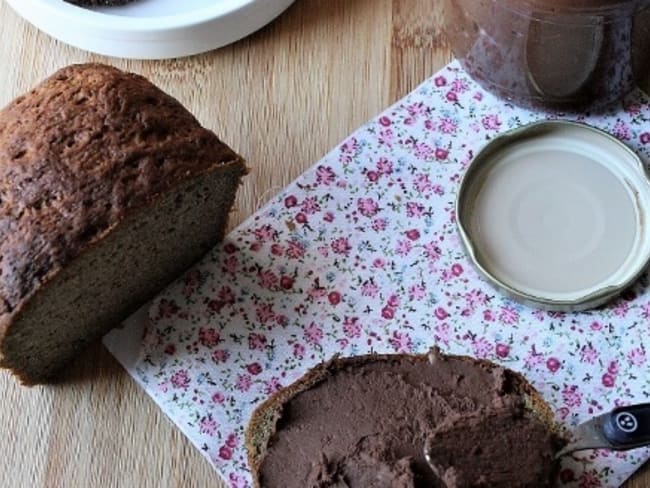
[6,0,296,59]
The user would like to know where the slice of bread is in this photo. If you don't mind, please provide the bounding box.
[246,351,566,488]
[0,63,247,384]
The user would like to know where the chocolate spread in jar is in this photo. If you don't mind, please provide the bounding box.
[443,0,650,109]
[256,351,564,488]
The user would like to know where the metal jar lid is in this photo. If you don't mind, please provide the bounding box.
[456,120,650,311]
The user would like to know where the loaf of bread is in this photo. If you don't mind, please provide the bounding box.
[0,63,247,384]
[246,350,565,487]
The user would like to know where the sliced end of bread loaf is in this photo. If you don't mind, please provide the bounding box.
[0,63,247,384]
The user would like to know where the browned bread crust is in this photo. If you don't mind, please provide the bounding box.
[245,352,565,487]
[0,63,247,384]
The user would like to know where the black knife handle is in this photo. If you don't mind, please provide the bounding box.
[603,403,650,450]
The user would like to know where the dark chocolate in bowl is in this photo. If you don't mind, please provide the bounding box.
[442,0,650,110]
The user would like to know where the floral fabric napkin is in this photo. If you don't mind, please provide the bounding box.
[104,61,650,488]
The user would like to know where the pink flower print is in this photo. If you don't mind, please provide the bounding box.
[343,316,362,338]
[408,284,426,301]
[199,415,218,436]
[170,370,190,390]
[280,275,294,290]
[483,309,495,322]
[211,349,230,364]
[198,327,221,348]
[316,165,336,185]
[613,300,629,317]
[414,142,435,161]
[270,243,284,256]
[367,170,379,182]
[472,337,491,358]
[434,75,447,87]
[423,242,442,261]
[284,195,298,208]
[157,299,179,319]
[613,119,632,141]
[307,283,327,301]
[379,116,391,127]
[451,263,464,277]
[547,357,561,373]
[438,118,458,134]
[578,470,601,488]
[296,211,308,224]
[396,239,413,256]
[265,377,283,395]
[339,138,358,162]
[248,333,267,351]
[627,347,646,366]
[223,255,239,274]
[495,343,510,358]
[641,132,650,145]
[275,314,289,327]
[407,102,427,118]
[390,331,413,353]
[218,286,236,306]
[285,240,306,259]
[211,392,225,404]
[331,237,352,256]
[435,307,449,320]
[235,374,252,392]
[301,197,321,214]
[580,344,599,364]
[641,301,650,319]
[405,229,420,241]
[451,78,469,93]
[465,289,487,309]
[406,202,425,218]
[381,307,395,320]
[358,197,379,217]
[256,303,276,325]
[361,279,379,297]
[557,407,571,421]
[524,348,544,369]
[372,257,387,269]
[226,433,238,449]
[435,322,451,344]
[498,306,519,325]
[607,361,619,376]
[562,384,582,408]
[446,91,458,102]
[388,295,400,308]
[590,321,603,331]
[482,114,501,131]
[376,158,393,175]
[473,91,483,101]
[304,322,324,345]
[253,224,276,242]
[328,291,342,306]
[379,128,395,147]
[324,211,335,222]
[218,446,233,461]
[602,373,615,388]
[435,148,449,161]
[229,473,247,488]
[257,270,278,289]
[293,343,306,359]
[372,218,388,232]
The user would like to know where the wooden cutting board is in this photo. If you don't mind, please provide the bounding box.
[0,0,647,486]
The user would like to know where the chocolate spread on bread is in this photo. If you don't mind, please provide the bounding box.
[254,350,563,487]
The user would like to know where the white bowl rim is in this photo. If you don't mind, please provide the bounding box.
[24,0,262,32]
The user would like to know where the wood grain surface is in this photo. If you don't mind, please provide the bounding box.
[0,0,648,486]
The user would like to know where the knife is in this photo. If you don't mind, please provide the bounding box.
[556,403,650,458]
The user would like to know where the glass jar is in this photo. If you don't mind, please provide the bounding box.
[442,0,650,109]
